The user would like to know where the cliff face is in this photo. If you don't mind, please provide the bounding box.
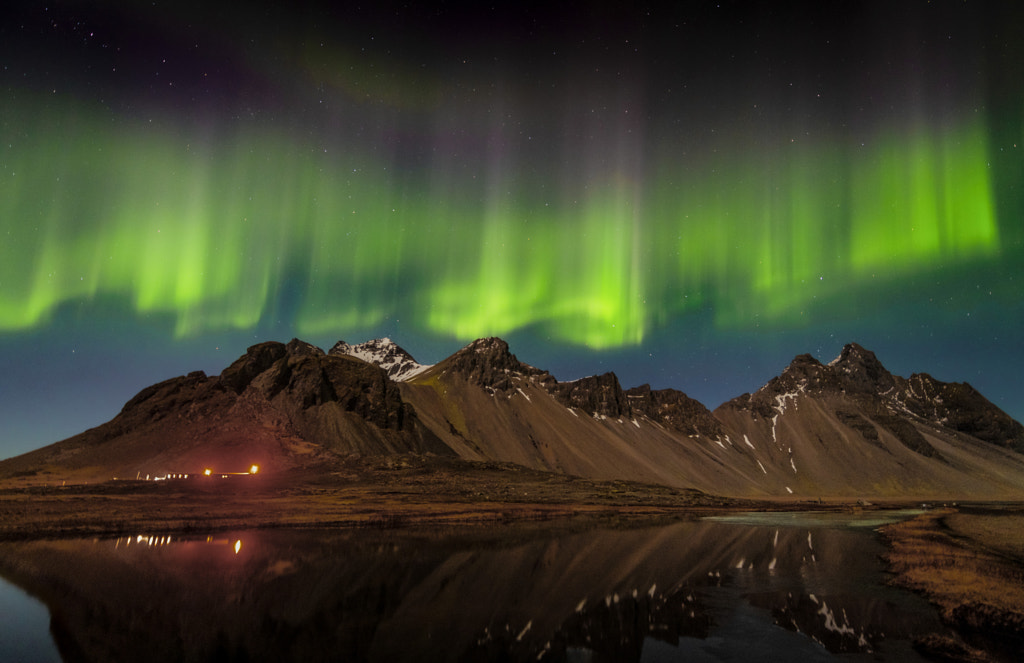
[623,384,726,439]
[548,373,630,419]
[545,375,725,438]
[438,337,554,391]
[3,337,1024,500]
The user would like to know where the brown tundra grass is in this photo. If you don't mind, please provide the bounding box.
[881,508,1024,661]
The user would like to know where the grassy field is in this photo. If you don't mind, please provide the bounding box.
[0,455,752,540]
[881,507,1024,662]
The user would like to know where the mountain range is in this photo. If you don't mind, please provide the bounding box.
[3,337,1023,499]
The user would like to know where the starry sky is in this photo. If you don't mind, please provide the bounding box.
[2,1,1023,459]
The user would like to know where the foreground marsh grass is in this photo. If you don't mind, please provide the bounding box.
[881,508,1024,661]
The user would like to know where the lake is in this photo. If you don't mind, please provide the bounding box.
[0,511,946,662]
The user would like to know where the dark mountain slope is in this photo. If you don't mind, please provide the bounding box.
[0,339,449,483]
[400,340,788,495]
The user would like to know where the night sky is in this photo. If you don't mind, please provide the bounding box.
[2,1,1022,459]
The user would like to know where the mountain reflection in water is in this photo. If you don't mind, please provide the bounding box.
[0,515,943,662]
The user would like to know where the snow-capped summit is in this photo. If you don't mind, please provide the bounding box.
[328,338,431,381]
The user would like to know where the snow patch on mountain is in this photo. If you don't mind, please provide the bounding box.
[774,385,805,416]
[770,384,806,447]
[329,338,432,381]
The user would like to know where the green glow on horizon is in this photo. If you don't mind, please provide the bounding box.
[0,97,1005,348]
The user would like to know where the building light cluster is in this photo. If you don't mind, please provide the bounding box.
[140,465,262,481]
[200,465,259,479]
[152,473,190,481]
[113,465,263,484]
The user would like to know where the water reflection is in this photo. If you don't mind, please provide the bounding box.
[0,576,62,663]
[113,533,245,551]
[0,515,944,662]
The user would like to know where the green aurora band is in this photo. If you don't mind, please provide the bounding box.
[1,99,1003,349]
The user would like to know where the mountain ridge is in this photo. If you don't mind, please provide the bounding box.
[3,336,1023,500]
[329,337,431,382]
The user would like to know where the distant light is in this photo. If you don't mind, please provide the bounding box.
[250,465,259,474]
[204,468,212,476]
[234,540,241,554]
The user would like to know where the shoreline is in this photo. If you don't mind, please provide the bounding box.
[880,507,1024,662]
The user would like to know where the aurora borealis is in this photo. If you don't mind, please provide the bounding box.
[2,1,1023,457]
[1,105,1002,342]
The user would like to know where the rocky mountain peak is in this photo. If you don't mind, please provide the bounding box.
[329,338,365,357]
[465,337,511,355]
[286,338,324,358]
[780,353,826,386]
[832,342,877,363]
[329,338,429,381]
[218,341,289,394]
[216,338,448,449]
[724,343,894,418]
[828,342,896,393]
[442,337,549,390]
